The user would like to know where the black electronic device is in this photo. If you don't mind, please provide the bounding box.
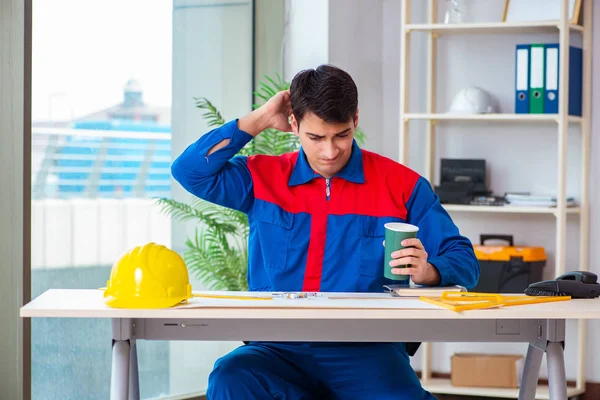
[434,159,491,204]
[524,271,600,299]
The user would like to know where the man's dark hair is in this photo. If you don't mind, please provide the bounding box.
[290,64,358,125]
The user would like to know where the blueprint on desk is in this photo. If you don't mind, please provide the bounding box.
[178,291,444,310]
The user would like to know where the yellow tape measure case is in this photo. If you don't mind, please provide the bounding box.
[472,235,546,293]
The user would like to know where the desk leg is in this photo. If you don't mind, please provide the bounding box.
[111,340,130,400]
[129,340,140,400]
[546,341,568,400]
[518,344,543,400]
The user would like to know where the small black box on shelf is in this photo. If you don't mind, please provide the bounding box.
[434,159,490,204]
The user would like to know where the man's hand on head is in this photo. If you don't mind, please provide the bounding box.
[238,90,292,137]
[263,90,293,133]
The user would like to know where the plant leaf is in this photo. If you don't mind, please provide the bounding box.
[194,97,225,127]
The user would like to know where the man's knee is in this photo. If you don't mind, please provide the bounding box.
[211,350,255,381]
[207,348,260,398]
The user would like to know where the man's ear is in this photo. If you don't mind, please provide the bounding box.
[354,109,359,128]
[290,114,300,137]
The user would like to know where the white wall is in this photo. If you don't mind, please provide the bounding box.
[286,0,600,382]
[284,0,385,154]
[588,1,600,381]
[284,0,329,82]
[328,0,384,155]
[170,0,254,393]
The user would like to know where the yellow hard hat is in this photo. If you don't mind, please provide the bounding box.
[104,242,193,309]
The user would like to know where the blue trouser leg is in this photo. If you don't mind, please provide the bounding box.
[208,342,436,400]
[310,343,437,400]
[207,343,327,400]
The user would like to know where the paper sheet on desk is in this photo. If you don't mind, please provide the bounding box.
[176,292,444,310]
[384,284,466,297]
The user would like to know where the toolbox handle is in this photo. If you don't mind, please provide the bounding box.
[480,234,514,247]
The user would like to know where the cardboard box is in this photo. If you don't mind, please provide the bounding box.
[451,353,524,388]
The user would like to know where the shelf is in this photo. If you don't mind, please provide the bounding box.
[404,113,582,123]
[405,21,584,35]
[443,205,581,215]
[403,1,592,396]
[422,378,584,399]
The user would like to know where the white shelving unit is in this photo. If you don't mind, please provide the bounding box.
[443,204,581,215]
[399,0,592,397]
[405,21,585,34]
[405,113,583,123]
[422,377,585,399]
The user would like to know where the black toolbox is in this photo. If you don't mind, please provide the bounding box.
[472,234,546,293]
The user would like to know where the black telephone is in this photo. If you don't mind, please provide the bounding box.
[525,271,600,298]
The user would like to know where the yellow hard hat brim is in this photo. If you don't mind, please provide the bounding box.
[103,294,189,309]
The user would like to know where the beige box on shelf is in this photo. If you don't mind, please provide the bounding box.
[451,353,524,389]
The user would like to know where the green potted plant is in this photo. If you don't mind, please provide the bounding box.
[158,74,366,291]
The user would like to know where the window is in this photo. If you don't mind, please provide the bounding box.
[31,0,254,398]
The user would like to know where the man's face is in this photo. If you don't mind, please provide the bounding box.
[290,111,358,179]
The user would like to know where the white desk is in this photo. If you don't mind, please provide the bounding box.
[20,289,600,400]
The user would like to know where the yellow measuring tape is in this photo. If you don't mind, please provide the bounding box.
[420,291,571,312]
[193,293,272,301]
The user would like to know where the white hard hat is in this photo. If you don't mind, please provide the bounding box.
[448,87,498,114]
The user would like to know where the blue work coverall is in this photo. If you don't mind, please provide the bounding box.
[172,120,480,399]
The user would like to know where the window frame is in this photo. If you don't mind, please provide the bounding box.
[1,0,32,399]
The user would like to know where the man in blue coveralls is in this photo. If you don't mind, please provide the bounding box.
[172,64,479,400]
